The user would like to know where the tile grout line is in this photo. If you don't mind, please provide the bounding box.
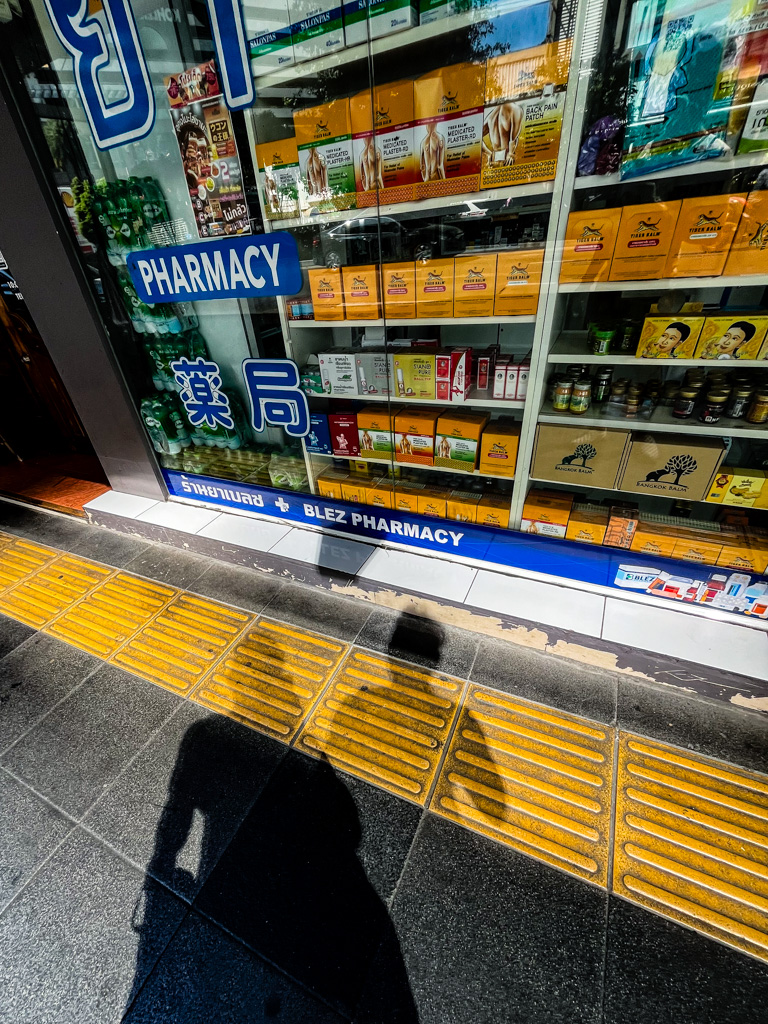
[422,678,472,812]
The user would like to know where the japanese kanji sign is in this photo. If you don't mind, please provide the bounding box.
[171,356,234,429]
[243,358,309,438]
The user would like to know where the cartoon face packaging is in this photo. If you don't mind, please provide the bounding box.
[635,316,705,359]
[694,315,768,359]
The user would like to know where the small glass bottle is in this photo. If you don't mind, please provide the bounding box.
[570,379,592,414]
[699,390,729,424]
[673,387,698,419]
[727,386,753,420]
[552,379,573,412]
[593,369,613,404]
[747,390,768,424]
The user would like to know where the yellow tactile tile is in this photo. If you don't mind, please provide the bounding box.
[191,617,348,742]
[0,554,113,628]
[0,538,59,594]
[46,571,177,658]
[430,685,614,885]
[614,733,768,962]
[295,648,464,805]
[113,591,253,696]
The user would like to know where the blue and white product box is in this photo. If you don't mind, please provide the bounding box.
[368,0,417,37]
[288,0,346,62]
[305,412,333,453]
[244,0,295,75]
[342,0,368,44]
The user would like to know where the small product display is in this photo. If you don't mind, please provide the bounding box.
[434,411,489,471]
[294,98,357,210]
[395,407,441,465]
[635,317,705,359]
[694,316,768,360]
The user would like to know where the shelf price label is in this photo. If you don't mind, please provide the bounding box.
[127,232,302,302]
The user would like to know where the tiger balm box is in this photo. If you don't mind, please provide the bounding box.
[665,193,747,278]
[434,410,488,472]
[453,254,497,317]
[395,407,440,466]
[255,137,301,219]
[294,98,356,211]
[494,249,544,316]
[350,81,416,207]
[724,190,768,276]
[559,208,621,283]
[608,200,682,281]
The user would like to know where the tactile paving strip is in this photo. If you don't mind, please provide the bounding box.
[614,733,768,962]
[46,571,177,658]
[114,592,252,696]
[430,685,614,885]
[0,554,113,628]
[295,648,464,805]
[191,617,347,742]
[0,538,59,594]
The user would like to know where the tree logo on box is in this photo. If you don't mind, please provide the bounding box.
[558,443,596,472]
[640,454,698,488]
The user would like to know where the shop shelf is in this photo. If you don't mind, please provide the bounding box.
[547,332,768,368]
[305,390,525,410]
[308,451,514,479]
[558,274,768,294]
[538,403,768,439]
[573,150,768,190]
[288,315,537,328]
[266,182,555,231]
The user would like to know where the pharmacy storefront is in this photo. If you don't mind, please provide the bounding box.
[2,0,768,622]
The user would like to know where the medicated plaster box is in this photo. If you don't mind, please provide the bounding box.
[294,98,356,211]
[350,80,416,206]
[418,0,453,24]
[417,487,448,518]
[476,493,511,529]
[309,268,345,321]
[559,208,621,284]
[453,255,497,317]
[382,262,416,318]
[608,200,682,282]
[288,0,345,63]
[707,468,767,507]
[478,420,520,477]
[413,61,486,200]
[328,412,360,456]
[664,193,747,278]
[255,137,301,219]
[247,0,295,76]
[416,259,454,318]
[395,407,441,465]
[531,424,631,490]
[693,315,768,360]
[318,350,357,395]
[634,316,705,360]
[435,410,489,472]
[358,405,396,460]
[315,468,349,498]
[446,490,481,523]
[494,249,544,316]
[617,433,726,502]
[391,352,436,400]
[355,352,391,396]
[521,489,573,537]
[724,190,768,277]
[341,264,381,319]
[565,507,608,545]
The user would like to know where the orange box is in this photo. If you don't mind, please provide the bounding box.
[395,407,440,465]
[453,255,497,317]
[350,80,415,207]
[341,475,374,503]
[671,533,724,565]
[308,267,344,321]
[665,194,747,278]
[494,249,544,316]
[476,493,511,529]
[716,534,768,573]
[382,262,416,319]
[608,201,682,281]
[724,190,768,277]
[629,523,679,559]
[446,490,481,523]
[417,487,447,518]
[315,468,349,499]
[521,489,573,537]
[341,265,380,319]
[416,258,454,318]
[559,208,621,283]
[357,405,396,460]
[566,508,608,545]
[368,480,394,508]
[394,483,424,513]
[478,421,520,477]
[435,410,489,472]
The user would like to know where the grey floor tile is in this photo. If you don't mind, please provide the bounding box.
[123,911,345,1023]
[618,677,768,774]
[70,527,151,569]
[188,560,283,614]
[196,750,422,1017]
[1,664,182,819]
[356,813,607,1024]
[122,543,212,590]
[0,828,186,1024]
[603,897,768,1024]
[0,503,89,551]
[264,582,371,643]
[84,705,286,900]
[0,770,74,913]
[356,609,480,679]
[0,633,100,754]
[471,636,618,724]
[0,614,35,661]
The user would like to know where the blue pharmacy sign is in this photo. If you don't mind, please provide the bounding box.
[127,233,302,303]
[243,359,310,438]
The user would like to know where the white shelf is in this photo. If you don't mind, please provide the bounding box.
[289,315,537,328]
[558,274,768,294]
[306,389,524,410]
[574,150,768,190]
[309,451,513,479]
[548,331,768,368]
[538,403,768,439]
[267,183,555,231]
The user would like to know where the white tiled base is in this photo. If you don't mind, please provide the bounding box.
[137,502,221,534]
[198,512,292,552]
[85,491,159,519]
[270,528,373,575]
[466,569,606,639]
[358,547,477,604]
[603,598,768,682]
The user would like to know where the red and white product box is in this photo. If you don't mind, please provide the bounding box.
[516,362,530,400]
[476,351,495,391]
[504,364,519,400]
[436,348,472,402]
[492,362,508,399]
[328,413,360,457]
